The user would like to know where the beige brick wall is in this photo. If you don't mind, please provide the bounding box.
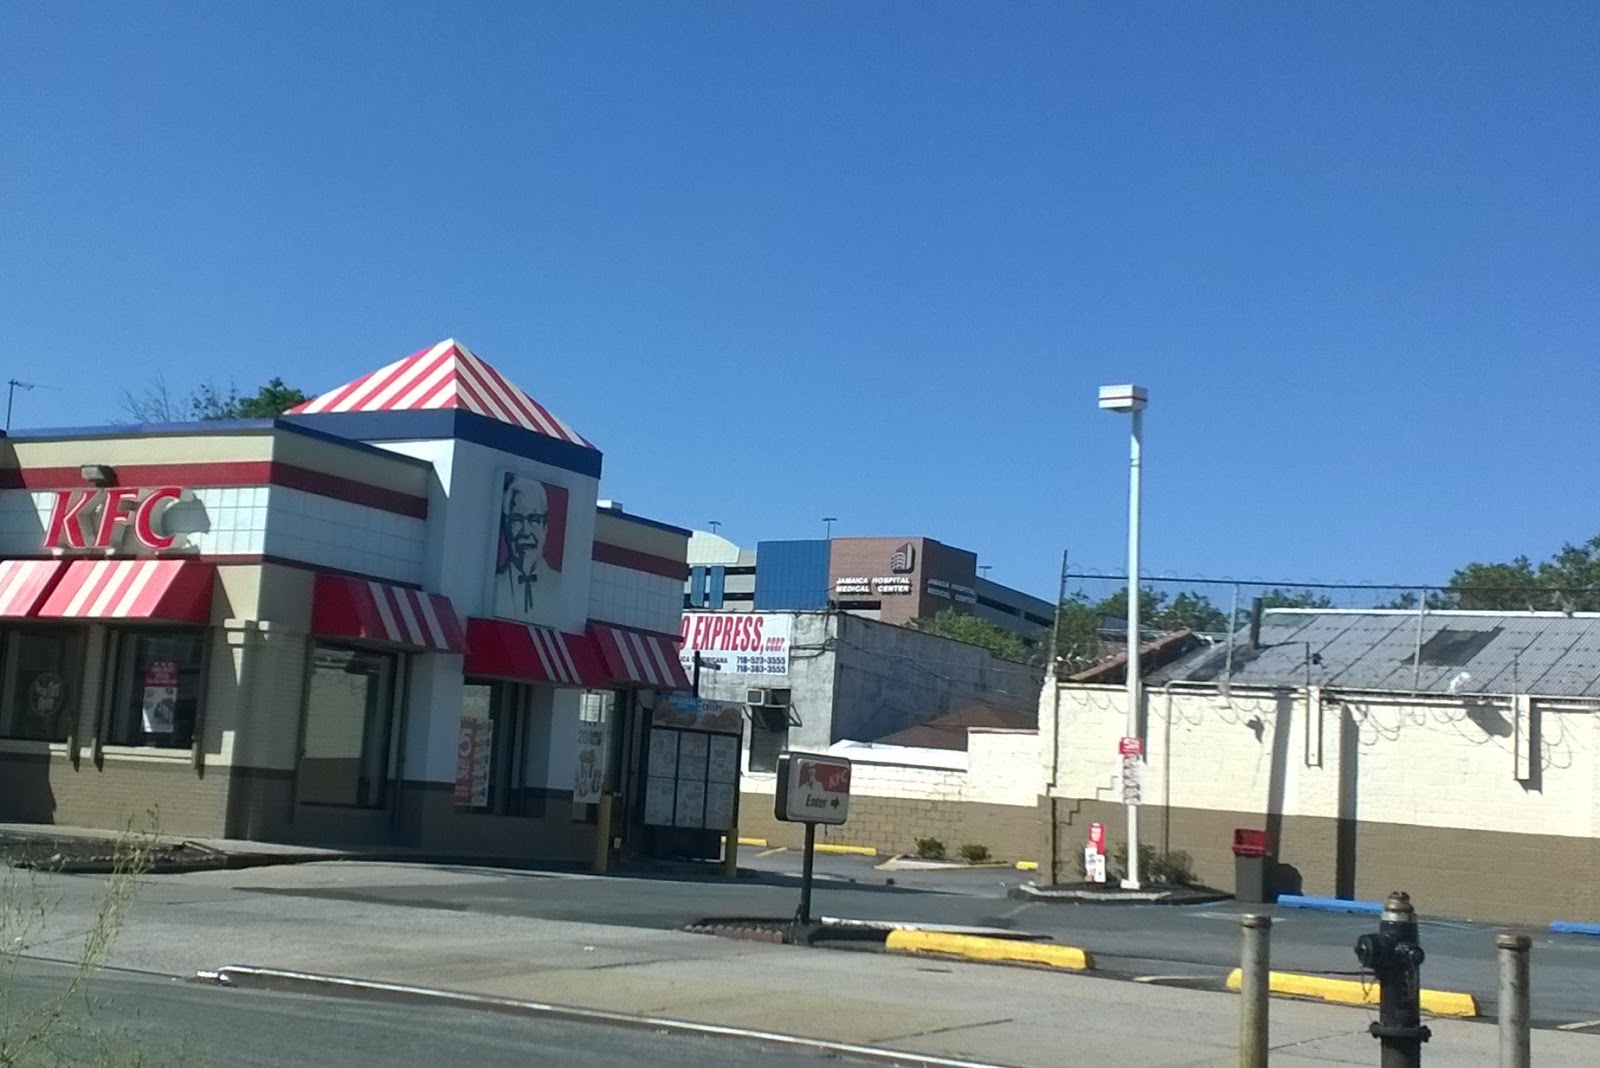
[740,792,1037,861]
[1040,680,1600,923]
[0,750,231,838]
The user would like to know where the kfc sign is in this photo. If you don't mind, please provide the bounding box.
[43,487,184,550]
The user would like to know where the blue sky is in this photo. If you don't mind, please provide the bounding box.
[4,4,1597,598]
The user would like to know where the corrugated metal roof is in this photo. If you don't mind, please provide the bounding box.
[1147,610,1600,697]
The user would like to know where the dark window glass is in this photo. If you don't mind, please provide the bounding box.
[107,630,206,749]
[0,628,84,742]
[747,706,788,773]
[458,681,529,814]
[299,645,398,808]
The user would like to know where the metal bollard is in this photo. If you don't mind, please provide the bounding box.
[1496,933,1531,1068]
[592,794,614,874]
[1239,914,1272,1068]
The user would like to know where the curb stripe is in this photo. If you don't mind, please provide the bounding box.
[886,931,1092,972]
[1276,895,1384,915]
[1224,969,1477,1017]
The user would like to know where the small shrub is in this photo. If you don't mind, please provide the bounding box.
[1110,842,1196,887]
[914,837,946,860]
[957,844,991,864]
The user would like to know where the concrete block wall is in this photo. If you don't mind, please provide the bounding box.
[1039,680,1600,923]
[736,730,1041,860]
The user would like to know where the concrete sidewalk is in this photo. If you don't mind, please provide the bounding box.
[16,862,1599,1067]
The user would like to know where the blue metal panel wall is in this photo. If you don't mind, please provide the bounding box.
[708,566,726,609]
[753,540,830,610]
[689,566,708,607]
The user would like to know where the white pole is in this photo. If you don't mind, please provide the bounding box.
[1124,407,1143,889]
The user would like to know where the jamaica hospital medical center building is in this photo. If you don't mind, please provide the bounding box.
[0,340,695,861]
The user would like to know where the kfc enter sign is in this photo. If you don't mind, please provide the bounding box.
[774,753,852,825]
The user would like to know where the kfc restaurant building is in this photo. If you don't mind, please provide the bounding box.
[0,340,694,860]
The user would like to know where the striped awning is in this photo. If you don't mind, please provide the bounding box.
[588,622,692,691]
[39,559,214,623]
[0,560,66,618]
[311,575,467,653]
[464,617,608,687]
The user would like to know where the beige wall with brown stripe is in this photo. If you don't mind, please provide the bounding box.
[594,510,688,562]
[271,430,430,498]
[0,426,428,501]
[2,433,273,472]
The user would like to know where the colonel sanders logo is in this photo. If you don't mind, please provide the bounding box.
[494,472,568,621]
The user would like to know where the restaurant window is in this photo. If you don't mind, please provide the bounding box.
[455,680,530,815]
[0,628,84,742]
[105,629,206,749]
[299,645,399,808]
[747,706,789,773]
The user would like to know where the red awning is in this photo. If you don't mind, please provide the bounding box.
[312,575,467,653]
[464,617,608,687]
[0,560,67,618]
[38,559,213,623]
[588,621,692,691]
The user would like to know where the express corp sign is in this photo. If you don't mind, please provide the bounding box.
[42,487,185,551]
[679,612,792,678]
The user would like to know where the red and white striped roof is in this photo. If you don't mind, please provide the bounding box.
[588,622,693,691]
[464,617,609,687]
[0,560,65,618]
[289,339,592,448]
[39,560,214,623]
[311,575,468,654]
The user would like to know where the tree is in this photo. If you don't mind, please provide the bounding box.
[1051,594,1104,672]
[909,608,1030,664]
[1444,538,1600,612]
[1094,587,1232,633]
[119,376,309,423]
[1254,587,1335,610]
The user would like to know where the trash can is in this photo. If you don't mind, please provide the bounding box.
[1232,828,1271,904]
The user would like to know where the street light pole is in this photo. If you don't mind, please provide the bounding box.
[1099,383,1148,890]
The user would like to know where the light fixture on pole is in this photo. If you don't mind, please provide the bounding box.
[1098,383,1148,890]
[823,517,837,539]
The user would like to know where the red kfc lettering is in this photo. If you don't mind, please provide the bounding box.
[44,490,96,549]
[133,487,182,549]
[95,487,140,548]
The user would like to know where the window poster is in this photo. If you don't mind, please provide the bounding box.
[141,661,179,735]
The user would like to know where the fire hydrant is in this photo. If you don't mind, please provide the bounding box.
[1353,890,1431,1068]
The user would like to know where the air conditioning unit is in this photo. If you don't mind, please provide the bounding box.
[746,687,770,706]
[767,688,792,707]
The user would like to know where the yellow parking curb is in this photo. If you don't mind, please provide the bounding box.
[1225,969,1478,1018]
[1015,860,1039,871]
[726,837,768,848]
[813,843,878,857]
[886,930,1093,972]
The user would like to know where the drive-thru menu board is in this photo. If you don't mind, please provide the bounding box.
[644,694,742,833]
